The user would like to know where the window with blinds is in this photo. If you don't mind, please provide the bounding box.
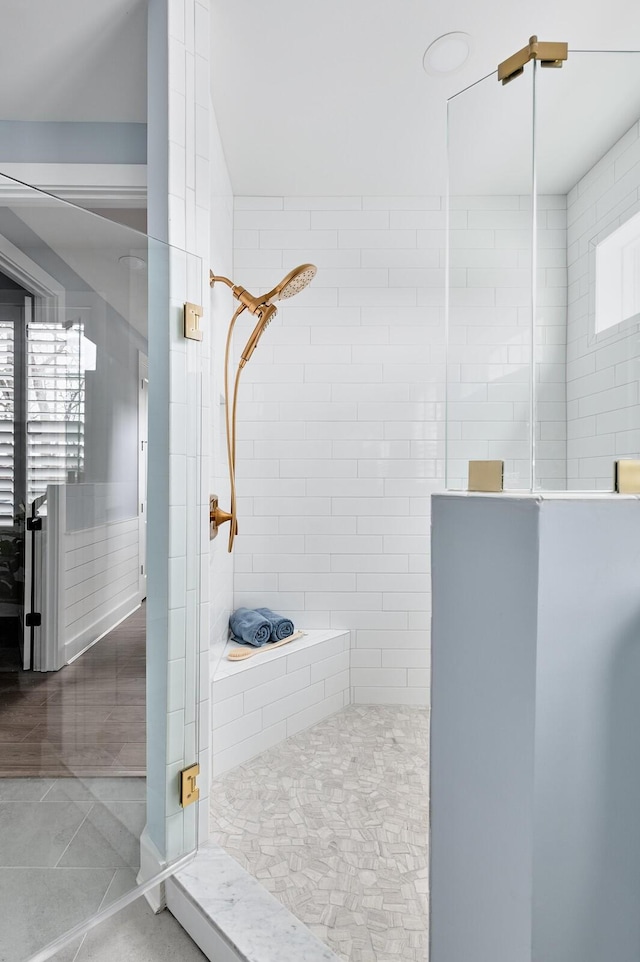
[0,321,14,525]
[27,321,85,506]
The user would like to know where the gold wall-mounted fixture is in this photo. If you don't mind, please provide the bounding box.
[184,302,203,341]
[180,764,200,807]
[614,459,640,494]
[210,264,317,552]
[468,460,504,493]
[498,35,568,85]
[209,494,232,540]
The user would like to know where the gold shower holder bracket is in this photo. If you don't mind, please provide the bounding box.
[210,494,233,540]
[498,35,568,85]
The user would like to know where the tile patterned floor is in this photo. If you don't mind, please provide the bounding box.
[0,777,146,962]
[50,897,208,962]
[0,605,146,777]
[210,705,429,962]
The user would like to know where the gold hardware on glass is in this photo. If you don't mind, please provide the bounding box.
[209,265,317,552]
[183,302,203,341]
[468,460,504,493]
[614,459,640,494]
[498,35,568,85]
[180,764,200,807]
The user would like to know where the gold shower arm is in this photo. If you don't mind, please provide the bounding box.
[210,271,264,315]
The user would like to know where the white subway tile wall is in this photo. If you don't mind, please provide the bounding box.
[211,631,351,774]
[164,0,218,851]
[447,195,567,490]
[567,121,640,488]
[229,195,569,704]
[231,197,445,707]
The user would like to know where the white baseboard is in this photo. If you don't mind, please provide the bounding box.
[65,594,140,664]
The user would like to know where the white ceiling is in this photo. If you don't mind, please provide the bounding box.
[1,1,639,197]
[211,0,640,196]
[0,0,147,123]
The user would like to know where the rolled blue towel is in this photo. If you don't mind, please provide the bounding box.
[229,608,271,647]
[255,607,294,642]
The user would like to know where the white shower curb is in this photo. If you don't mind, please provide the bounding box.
[166,842,341,962]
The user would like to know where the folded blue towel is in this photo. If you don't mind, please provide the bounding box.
[255,607,295,642]
[229,608,271,647]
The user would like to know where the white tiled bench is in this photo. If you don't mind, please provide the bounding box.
[211,629,351,776]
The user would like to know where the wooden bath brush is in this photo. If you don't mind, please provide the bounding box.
[227,630,306,661]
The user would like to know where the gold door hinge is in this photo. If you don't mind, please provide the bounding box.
[180,764,200,807]
[184,302,203,341]
[498,35,568,85]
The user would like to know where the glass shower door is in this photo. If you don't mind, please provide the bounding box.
[0,173,205,962]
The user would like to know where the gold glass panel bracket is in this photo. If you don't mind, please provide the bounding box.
[468,460,504,493]
[183,302,203,341]
[498,35,568,85]
[614,459,640,494]
[180,764,200,807]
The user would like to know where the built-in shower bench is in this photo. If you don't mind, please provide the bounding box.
[211,628,350,776]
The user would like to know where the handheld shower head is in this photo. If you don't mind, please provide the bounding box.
[240,302,278,366]
[209,262,317,552]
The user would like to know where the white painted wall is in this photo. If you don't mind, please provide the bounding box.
[566,120,640,488]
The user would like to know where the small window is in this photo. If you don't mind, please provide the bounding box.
[595,210,640,334]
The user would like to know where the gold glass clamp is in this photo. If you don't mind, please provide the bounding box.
[498,35,568,85]
[468,460,504,493]
[184,302,203,341]
[614,459,640,494]
[180,764,200,807]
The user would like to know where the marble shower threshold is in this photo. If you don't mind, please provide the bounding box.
[166,842,341,962]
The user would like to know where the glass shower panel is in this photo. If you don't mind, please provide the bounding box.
[0,173,203,962]
[446,65,535,490]
[534,50,640,490]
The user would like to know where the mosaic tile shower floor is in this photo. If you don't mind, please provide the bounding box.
[210,705,429,962]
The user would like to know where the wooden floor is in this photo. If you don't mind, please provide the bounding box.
[0,606,146,777]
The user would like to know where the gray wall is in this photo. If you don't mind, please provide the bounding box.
[431,493,640,962]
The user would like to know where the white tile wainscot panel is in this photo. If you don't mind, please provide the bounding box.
[211,630,350,775]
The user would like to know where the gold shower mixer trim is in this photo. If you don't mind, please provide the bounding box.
[209,264,317,552]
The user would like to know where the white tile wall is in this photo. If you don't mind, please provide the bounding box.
[211,630,350,774]
[232,198,442,706]
[447,195,567,491]
[566,121,640,488]
[163,0,218,856]
[229,194,569,705]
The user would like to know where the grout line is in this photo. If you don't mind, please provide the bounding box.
[54,803,95,869]
[39,779,58,802]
